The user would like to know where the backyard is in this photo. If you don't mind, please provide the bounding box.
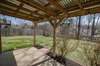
[2,36,100,66]
[2,36,53,52]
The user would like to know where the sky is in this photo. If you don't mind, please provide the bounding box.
[0,13,100,26]
[0,14,33,25]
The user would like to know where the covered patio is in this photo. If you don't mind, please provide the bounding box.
[0,0,100,66]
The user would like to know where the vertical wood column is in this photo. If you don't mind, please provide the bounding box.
[52,26,57,52]
[0,25,2,53]
[33,22,37,46]
[49,17,64,53]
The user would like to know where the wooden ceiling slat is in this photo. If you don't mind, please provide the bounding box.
[74,0,83,10]
[15,2,24,15]
[0,10,33,21]
[18,0,55,16]
[7,0,21,6]
[0,1,46,18]
[49,0,67,13]
[0,5,41,21]
[67,0,100,11]
[69,5,100,17]
[73,0,85,15]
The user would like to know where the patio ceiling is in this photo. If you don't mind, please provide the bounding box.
[0,0,100,22]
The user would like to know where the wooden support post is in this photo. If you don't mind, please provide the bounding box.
[52,26,57,53]
[33,22,37,46]
[49,17,64,53]
[0,25,1,53]
[49,20,57,53]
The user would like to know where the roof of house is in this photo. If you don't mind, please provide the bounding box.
[0,0,100,22]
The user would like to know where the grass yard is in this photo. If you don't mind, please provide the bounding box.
[2,36,53,52]
[1,36,100,66]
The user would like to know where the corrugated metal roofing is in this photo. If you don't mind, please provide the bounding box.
[0,0,100,22]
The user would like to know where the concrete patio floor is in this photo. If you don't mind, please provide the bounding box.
[0,47,82,66]
[0,47,50,66]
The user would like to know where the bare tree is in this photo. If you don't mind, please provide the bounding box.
[39,23,50,36]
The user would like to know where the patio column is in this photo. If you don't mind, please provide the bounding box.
[0,25,2,53]
[52,25,57,53]
[50,17,64,52]
[33,22,37,46]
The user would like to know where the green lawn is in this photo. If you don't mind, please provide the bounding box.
[2,36,99,66]
[2,36,53,52]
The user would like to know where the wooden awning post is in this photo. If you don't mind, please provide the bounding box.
[0,25,2,53]
[50,22,57,53]
[33,22,37,46]
[49,17,64,53]
[52,25,57,53]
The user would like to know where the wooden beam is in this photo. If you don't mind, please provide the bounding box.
[0,10,36,22]
[68,0,100,11]
[49,17,64,52]
[0,5,41,21]
[15,2,24,14]
[18,0,55,16]
[74,0,85,15]
[49,0,66,12]
[0,10,31,20]
[82,0,100,8]
[1,1,47,19]
[31,11,48,19]
[74,0,83,9]
[68,5,100,17]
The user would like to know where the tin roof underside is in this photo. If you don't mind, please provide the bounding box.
[0,0,100,22]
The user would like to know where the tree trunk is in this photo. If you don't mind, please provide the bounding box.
[77,16,81,39]
[91,14,95,40]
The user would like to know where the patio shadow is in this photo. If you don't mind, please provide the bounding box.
[0,51,17,66]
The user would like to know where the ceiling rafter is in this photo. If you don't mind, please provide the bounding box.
[68,0,100,11]
[30,10,49,19]
[48,0,69,21]
[15,1,24,14]
[1,0,47,19]
[49,0,68,16]
[0,5,41,21]
[69,5,100,17]
[18,0,55,16]
[83,0,100,7]
[74,0,83,9]
[0,10,33,21]
[73,0,85,14]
